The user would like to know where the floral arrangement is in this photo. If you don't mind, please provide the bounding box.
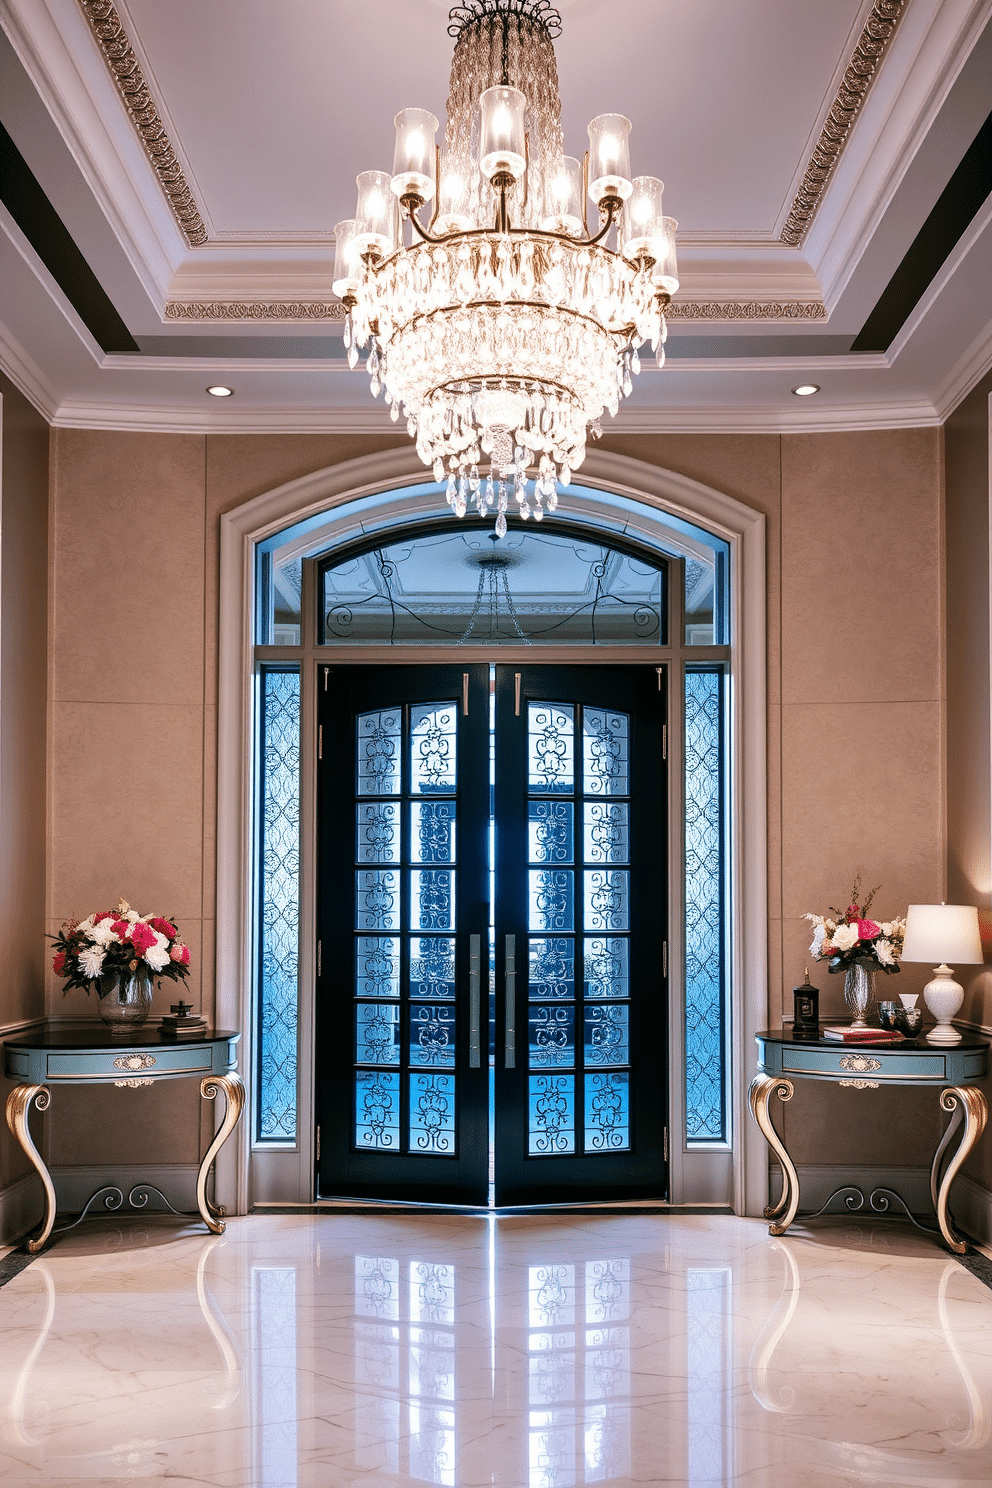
[805,875,905,975]
[50,898,191,996]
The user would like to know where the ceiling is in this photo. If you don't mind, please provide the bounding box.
[0,0,990,434]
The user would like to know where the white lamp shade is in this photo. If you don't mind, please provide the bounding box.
[901,903,983,965]
[391,108,439,202]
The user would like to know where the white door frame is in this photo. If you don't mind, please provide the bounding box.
[215,446,767,1218]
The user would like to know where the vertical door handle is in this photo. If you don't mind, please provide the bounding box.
[505,934,516,1068]
[469,934,481,1068]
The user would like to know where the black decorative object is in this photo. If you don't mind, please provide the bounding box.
[792,967,820,1036]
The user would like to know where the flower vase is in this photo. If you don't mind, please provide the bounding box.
[98,968,153,1036]
[844,963,876,1030]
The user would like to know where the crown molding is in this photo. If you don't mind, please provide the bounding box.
[780,0,906,247]
[161,298,827,325]
[931,318,992,422]
[666,301,826,322]
[76,0,206,246]
[0,316,59,421]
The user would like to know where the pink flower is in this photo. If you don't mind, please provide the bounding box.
[847,904,860,921]
[151,917,177,939]
[110,918,129,940]
[129,922,157,954]
[52,951,66,975]
[93,911,112,925]
[178,946,190,966]
[857,919,881,940]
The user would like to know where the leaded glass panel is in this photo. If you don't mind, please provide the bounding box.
[529,870,574,932]
[584,1004,629,1066]
[529,938,574,998]
[528,800,573,864]
[409,1005,456,1067]
[357,709,401,796]
[356,936,400,999]
[585,1073,630,1151]
[410,937,456,998]
[411,703,457,795]
[411,801,456,863]
[583,937,628,999]
[583,709,629,797]
[583,870,629,931]
[356,1070,400,1149]
[356,869,400,930]
[410,1073,456,1152]
[410,869,455,931]
[583,802,629,864]
[529,1075,576,1154]
[528,1004,576,1068]
[356,1003,401,1065]
[257,667,300,1142]
[685,669,725,1142]
[528,704,574,793]
[356,802,400,863]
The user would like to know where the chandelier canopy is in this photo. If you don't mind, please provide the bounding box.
[334,0,678,537]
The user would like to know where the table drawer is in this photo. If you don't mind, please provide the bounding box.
[780,1047,947,1080]
[45,1046,214,1079]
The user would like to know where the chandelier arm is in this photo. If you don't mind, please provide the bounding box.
[584,197,621,248]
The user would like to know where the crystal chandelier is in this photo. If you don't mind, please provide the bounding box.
[333,0,678,537]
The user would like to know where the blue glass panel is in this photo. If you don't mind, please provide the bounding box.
[583,937,628,999]
[685,670,725,1142]
[357,708,401,796]
[528,1074,575,1154]
[528,800,573,864]
[583,870,629,931]
[410,936,456,998]
[411,800,456,863]
[529,869,574,932]
[257,668,300,1141]
[356,1002,401,1065]
[583,802,629,863]
[355,869,400,930]
[584,1004,629,1066]
[410,869,455,931]
[583,708,629,797]
[584,1072,630,1151]
[528,1004,576,1068]
[528,703,574,793]
[355,1070,400,1149]
[356,936,400,999]
[356,801,400,862]
[529,938,574,998]
[411,702,457,795]
[409,1004,457,1067]
[410,1073,456,1154]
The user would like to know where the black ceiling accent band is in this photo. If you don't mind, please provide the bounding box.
[853,109,992,353]
[0,122,138,355]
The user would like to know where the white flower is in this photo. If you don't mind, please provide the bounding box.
[832,923,859,951]
[78,946,105,979]
[144,944,170,972]
[88,920,117,946]
[153,930,169,951]
[804,913,825,927]
[76,915,95,932]
[876,939,896,966]
[808,924,826,959]
[825,918,837,933]
[125,910,140,923]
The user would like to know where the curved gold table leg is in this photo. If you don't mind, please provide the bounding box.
[748,1075,799,1234]
[930,1098,963,1212]
[5,1086,56,1254]
[935,1087,988,1254]
[197,1074,246,1235]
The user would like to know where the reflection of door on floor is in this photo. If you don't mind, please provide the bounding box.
[316,664,668,1206]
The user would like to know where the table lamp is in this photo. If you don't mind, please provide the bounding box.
[900,903,983,1044]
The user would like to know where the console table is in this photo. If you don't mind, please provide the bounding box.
[749,1028,989,1253]
[3,1024,244,1253]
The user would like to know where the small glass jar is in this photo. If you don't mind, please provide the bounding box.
[355,170,398,258]
[542,156,584,235]
[587,114,632,203]
[332,219,362,299]
[623,176,666,262]
[391,108,439,203]
[480,86,527,181]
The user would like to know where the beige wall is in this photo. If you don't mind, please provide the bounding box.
[41,424,951,1180]
[0,374,50,1192]
[945,372,992,1194]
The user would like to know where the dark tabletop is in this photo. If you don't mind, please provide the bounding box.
[3,1023,240,1051]
[757,1026,990,1051]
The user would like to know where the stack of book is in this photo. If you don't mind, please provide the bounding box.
[160,1002,208,1040]
[822,1025,904,1044]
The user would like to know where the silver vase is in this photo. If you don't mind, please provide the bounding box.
[844,963,876,1030]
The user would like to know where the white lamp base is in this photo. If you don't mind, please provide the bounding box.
[923,965,964,1044]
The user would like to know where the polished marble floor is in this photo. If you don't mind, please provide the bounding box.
[0,1211,991,1486]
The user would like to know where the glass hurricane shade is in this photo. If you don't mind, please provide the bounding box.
[901,904,983,965]
[542,156,584,235]
[651,217,679,294]
[587,114,633,203]
[391,108,439,202]
[480,86,527,180]
[435,147,474,234]
[354,170,398,257]
[622,176,665,261]
[332,219,363,298]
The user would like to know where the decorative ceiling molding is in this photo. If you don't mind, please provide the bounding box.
[781,0,905,247]
[165,300,347,322]
[77,0,207,247]
[164,298,825,324]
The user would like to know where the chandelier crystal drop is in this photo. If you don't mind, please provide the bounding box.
[335,0,679,537]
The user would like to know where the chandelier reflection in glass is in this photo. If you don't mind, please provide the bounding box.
[333,0,678,537]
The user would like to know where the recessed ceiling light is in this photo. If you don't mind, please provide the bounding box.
[206,385,234,397]
[791,383,820,397]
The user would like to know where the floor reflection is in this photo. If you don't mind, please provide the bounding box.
[0,1213,990,1485]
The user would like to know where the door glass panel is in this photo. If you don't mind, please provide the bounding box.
[356,1003,401,1065]
[356,802,401,862]
[529,1075,576,1154]
[356,1070,401,1149]
[585,1072,630,1150]
[410,1073,456,1153]
[357,709,402,796]
[529,938,574,998]
[409,1005,457,1067]
[528,704,575,793]
[585,1004,629,1065]
[583,869,630,931]
[356,869,401,930]
[410,869,455,930]
[528,1004,576,1067]
[583,802,629,863]
[411,703,458,794]
[529,869,574,932]
[411,801,456,862]
[528,801,573,863]
[583,708,629,796]
[410,937,456,997]
[356,936,400,998]
[584,937,628,998]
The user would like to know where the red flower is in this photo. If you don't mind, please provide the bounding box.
[52,951,66,976]
[129,922,157,953]
[847,904,860,921]
[150,918,177,939]
[110,918,130,940]
[857,919,881,940]
[93,911,111,924]
[179,946,190,966]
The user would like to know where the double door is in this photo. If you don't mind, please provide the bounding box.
[316,664,668,1206]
